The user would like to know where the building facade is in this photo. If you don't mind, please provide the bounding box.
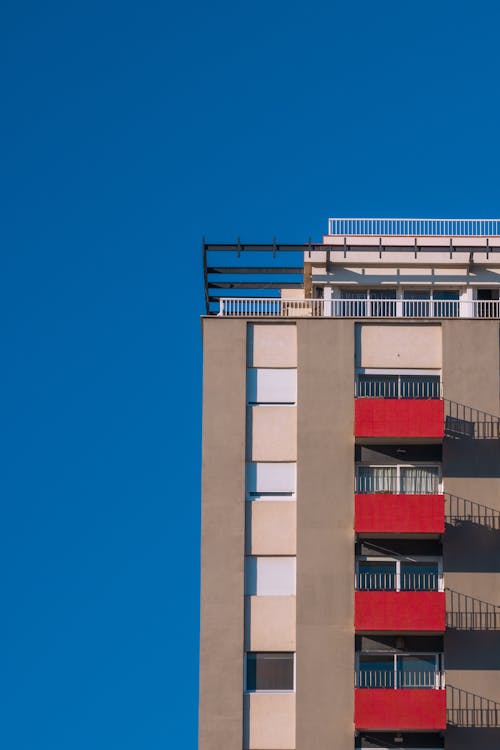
[199,219,500,750]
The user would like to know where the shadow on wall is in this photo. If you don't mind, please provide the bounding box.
[443,439,500,478]
[445,631,500,669]
[448,685,500,728]
[446,494,500,531]
[446,727,500,750]
[446,589,500,631]
[444,521,500,572]
[445,401,500,440]
[443,401,500,478]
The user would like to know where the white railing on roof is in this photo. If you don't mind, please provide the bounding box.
[218,298,500,318]
[328,218,500,237]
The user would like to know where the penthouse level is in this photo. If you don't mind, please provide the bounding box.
[204,217,500,318]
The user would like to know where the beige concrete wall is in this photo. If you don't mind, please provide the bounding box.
[248,406,297,461]
[249,323,298,368]
[442,321,499,414]
[244,693,296,749]
[245,596,296,651]
[442,321,500,749]
[359,323,442,369]
[246,501,296,555]
[296,320,355,750]
[199,319,247,750]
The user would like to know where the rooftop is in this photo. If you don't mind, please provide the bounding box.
[203,218,500,316]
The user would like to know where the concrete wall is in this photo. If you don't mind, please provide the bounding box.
[249,406,298,461]
[246,501,296,555]
[359,324,442,369]
[244,693,296,749]
[442,321,500,750]
[246,595,296,651]
[249,323,298,368]
[296,320,355,750]
[199,318,247,750]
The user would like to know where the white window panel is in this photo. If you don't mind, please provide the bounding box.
[247,368,297,404]
[245,556,296,596]
[246,462,296,500]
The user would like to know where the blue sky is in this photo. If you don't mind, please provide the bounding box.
[1,1,500,747]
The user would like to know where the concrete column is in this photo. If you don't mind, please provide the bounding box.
[199,318,247,750]
[296,320,355,750]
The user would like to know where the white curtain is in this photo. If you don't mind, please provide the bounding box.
[357,466,397,493]
[400,466,439,494]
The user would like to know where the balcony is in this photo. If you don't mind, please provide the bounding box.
[354,556,445,632]
[217,297,500,318]
[355,654,446,730]
[355,685,446,731]
[355,494,445,534]
[355,591,445,633]
[355,400,444,441]
[355,465,444,534]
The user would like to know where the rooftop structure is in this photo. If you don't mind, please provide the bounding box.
[204,217,500,318]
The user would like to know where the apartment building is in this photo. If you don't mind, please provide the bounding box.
[199,218,500,750]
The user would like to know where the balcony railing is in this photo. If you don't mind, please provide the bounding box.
[328,217,500,236]
[355,670,445,689]
[356,572,441,591]
[355,466,441,494]
[218,298,500,318]
[355,375,441,400]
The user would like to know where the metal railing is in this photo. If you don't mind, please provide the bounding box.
[356,572,440,591]
[355,669,444,689]
[356,465,441,494]
[218,298,500,318]
[328,217,500,236]
[355,375,441,399]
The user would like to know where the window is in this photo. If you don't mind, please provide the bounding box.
[247,368,297,404]
[355,464,441,494]
[403,289,459,317]
[246,462,296,500]
[340,289,397,318]
[356,557,442,591]
[357,653,444,689]
[245,556,296,595]
[246,652,294,691]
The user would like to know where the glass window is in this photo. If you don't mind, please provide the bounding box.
[433,290,459,318]
[400,466,440,494]
[340,290,367,317]
[397,655,436,688]
[357,561,396,590]
[370,290,397,318]
[403,291,430,317]
[401,562,439,591]
[246,652,294,691]
[356,466,397,493]
[358,655,394,688]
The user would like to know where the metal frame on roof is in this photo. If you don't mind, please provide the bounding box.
[203,237,500,314]
[203,239,312,314]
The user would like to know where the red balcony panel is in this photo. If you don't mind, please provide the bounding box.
[355,494,445,534]
[355,688,446,730]
[355,399,445,439]
[355,591,446,632]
